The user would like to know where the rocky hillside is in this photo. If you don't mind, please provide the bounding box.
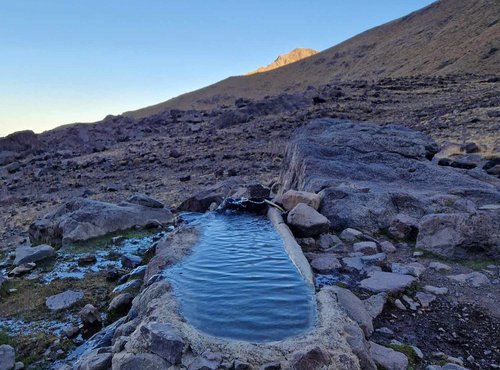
[246,48,318,75]
[126,0,500,117]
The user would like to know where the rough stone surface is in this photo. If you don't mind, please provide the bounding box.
[329,286,373,337]
[140,322,184,364]
[424,285,449,295]
[79,304,101,326]
[29,198,173,246]
[77,351,112,370]
[13,244,55,266]
[447,272,490,287]
[339,228,363,242]
[353,241,377,254]
[280,190,321,211]
[46,290,84,311]
[416,210,500,258]
[287,203,330,237]
[415,292,436,308]
[289,346,330,370]
[429,261,451,272]
[108,293,134,316]
[369,341,408,370]
[388,214,419,240]
[344,324,376,370]
[391,262,426,277]
[363,293,387,319]
[310,254,341,273]
[111,352,170,370]
[0,345,15,370]
[359,271,416,293]
[127,193,164,208]
[278,119,500,233]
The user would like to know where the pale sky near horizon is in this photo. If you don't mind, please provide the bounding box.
[0,0,436,138]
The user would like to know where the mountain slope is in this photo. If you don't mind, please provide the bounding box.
[126,0,499,118]
[246,48,318,75]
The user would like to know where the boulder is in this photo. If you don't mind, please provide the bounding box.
[359,272,416,293]
[278,119,500,234]
[13,244,55,266]
[108,293,134,316]
[447,272,490,287]
[388,214,419,240]
[424,285,448,295]
[127,194,164,208]
[289,346,330,370]
[140,322,184,364]
[343,325,376,370]
[369,342,408,370]
[287,203,330,237]
[363,293,387,319]
[317,233,343,250]
[187,350,222,370]
[415,292,436,308]
[310,254,341,273]
[339,228,363,242]
[353,241,377,254]
[178,180,238,212]
[79,304,101,327]
[328,286,373,337]
[229,183,270,199]
[416,210,500,258]
[120,254,142,269]
[0,344,15,370]
[112,352,170,370]
[29,198,173,247]
[391,262,426,277]
[46,290,84,311]
[280,190,321,211]
[76,351,112,370]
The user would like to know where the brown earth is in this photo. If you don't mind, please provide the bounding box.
[246,48,319,75]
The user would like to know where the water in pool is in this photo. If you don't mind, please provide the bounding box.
[163,211,316,342]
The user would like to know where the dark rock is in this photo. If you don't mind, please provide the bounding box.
[121,254,142,269]
[79,304,101,327]
[76,351,112,370]
[464,142,480,153]
[78,254,97,265]
[13,244,55,266]
[387,214,419,240]
[290,346,330,370]
[450,160,477,169]
[111,352,170,370]
[140,322,184,364]
[127,193,164,208]
[179,175,191,182]
[258,362,281,370]
[169,149,182,158]
[107,293,134,317]
[178,179,239,212]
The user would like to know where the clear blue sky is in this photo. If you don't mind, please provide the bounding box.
[0,0,435,137]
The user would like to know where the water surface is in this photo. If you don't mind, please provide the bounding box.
[164,212,316,342]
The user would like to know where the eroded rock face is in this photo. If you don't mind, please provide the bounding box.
[140,322,184,365]
[278,119,500,233]
[29,197,173,246]
[416,210,500,258]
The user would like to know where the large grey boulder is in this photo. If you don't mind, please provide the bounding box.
[278,119,500,233]
[0,344,15,370]
[369,342,408,370]
[310,254,341,273]
[359,271,416,293]
[46,290,84,311]
[76,351,112,370]
[344,324,376,370]
[112,352,170,370]
[287,203,330,237]
[29,197,173,246]
[13,244,55,266]
[328,286,373,337]
[416,210,500,258]
[140,322,184,365]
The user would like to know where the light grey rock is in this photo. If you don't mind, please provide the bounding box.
[415,292,436,308]
[380,241,396,253]
[76,351,112,370]
[429,262,451,272]
[140,322,184,364]
[13,244,55,266]
[112,352,170,370]
[187,350,222,370]
[112,279,141,294]
[29,197,173,247]
[388,214,419,240]
[280,190,321,211]
[411,345,424,360]
[359,271,416,293]
[339,228,363,242]
[391,262,426,277]
[353,241,377,253]
[310,254,341,273]
[46,290,84,311]
[363,293,387,319]
[342,256,364,271]
[361,253,386,264]
[402,295,419,310]
[375,327,394,336]
[344,324,376,370]
[328,286,373,337]
[0,344,15,370]
[127,194,164,208]
[447,272,490,287]
[394,299,406,310]
[287,203,330,237]
[424,285,448,295]
[416,211,500,259]
[370,341,408,370]
[79,304,101,326]
[317,233,343,250]
[289,346,330,370]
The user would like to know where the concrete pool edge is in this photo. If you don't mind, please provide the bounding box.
[267,207,315,288]
[86,213,361,369]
